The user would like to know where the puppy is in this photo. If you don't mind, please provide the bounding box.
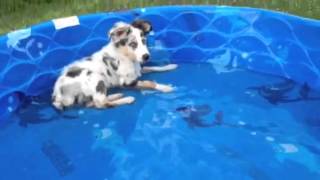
[52,20,177,110]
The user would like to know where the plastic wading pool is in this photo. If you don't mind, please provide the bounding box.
[1,6,320,121]
[0,6,320,179]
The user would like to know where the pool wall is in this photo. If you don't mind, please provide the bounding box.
[0,5,320,121]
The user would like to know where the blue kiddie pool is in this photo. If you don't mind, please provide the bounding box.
[1,5,320,179]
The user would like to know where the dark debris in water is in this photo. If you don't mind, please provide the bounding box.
[17,103,56,127]
[247,80,320,105]
[176,104,223,128]
[176,104,277,134]
[41,140,75,177]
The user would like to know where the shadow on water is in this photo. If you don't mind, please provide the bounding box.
[15,91,79,128]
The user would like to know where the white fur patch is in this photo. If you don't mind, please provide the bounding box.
[53,16,80,30]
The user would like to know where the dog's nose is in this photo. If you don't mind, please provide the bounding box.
[142,54,150,62]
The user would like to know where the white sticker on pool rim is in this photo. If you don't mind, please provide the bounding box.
[7,28,31,48]
[53,16,80,30]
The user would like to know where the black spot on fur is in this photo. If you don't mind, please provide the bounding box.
[102,54,109,65]
[142,38,146,45]
[87,71,92,75]
[107,69,112,77]
[60,87,65,95]
[129,41,138,49]
[110,61,118,71]
[85,96,93,105]
[115,38,128,48]
[127,28,132,35]
[127,80,138,87]
[132,20,152,35]
[87,95,93,102]
[66,67,83,78]
[74,94,82,104]
[96,80,106,94]
[75,94,93,105]
[103,59,108,66]
[102,53,116,66]
[121,38,128,45]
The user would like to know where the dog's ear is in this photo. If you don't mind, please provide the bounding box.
[131,20,152,35]
[109,22,131,41]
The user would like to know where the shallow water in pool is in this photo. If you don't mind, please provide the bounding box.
[1,63,320,180]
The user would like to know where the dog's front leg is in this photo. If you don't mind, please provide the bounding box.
[89,95,135,108]
[142,64,178,73]
[134,80,174,93]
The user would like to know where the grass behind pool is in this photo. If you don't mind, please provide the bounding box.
[0,0,319,35]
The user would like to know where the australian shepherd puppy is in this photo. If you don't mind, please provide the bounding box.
[52,20,177,110]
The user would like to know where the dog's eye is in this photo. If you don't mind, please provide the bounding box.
[142,39,146,45]
[129,42,138,49]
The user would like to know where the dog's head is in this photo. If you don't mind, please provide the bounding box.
[109,20,152,64]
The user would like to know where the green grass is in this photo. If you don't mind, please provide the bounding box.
[0,0,319,35]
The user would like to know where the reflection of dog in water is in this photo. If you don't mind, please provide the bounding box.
[16,92,78,128]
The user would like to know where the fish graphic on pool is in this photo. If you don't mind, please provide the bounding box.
[41,140,75,176]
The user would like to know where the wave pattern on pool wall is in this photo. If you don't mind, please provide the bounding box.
[0,6,320,120]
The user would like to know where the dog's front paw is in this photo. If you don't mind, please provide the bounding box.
[156,84,174,93]
[122,96,135,104]
[163,64,178,71]
[107,93,124,101]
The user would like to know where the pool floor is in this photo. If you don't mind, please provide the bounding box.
[1,63,320,180]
